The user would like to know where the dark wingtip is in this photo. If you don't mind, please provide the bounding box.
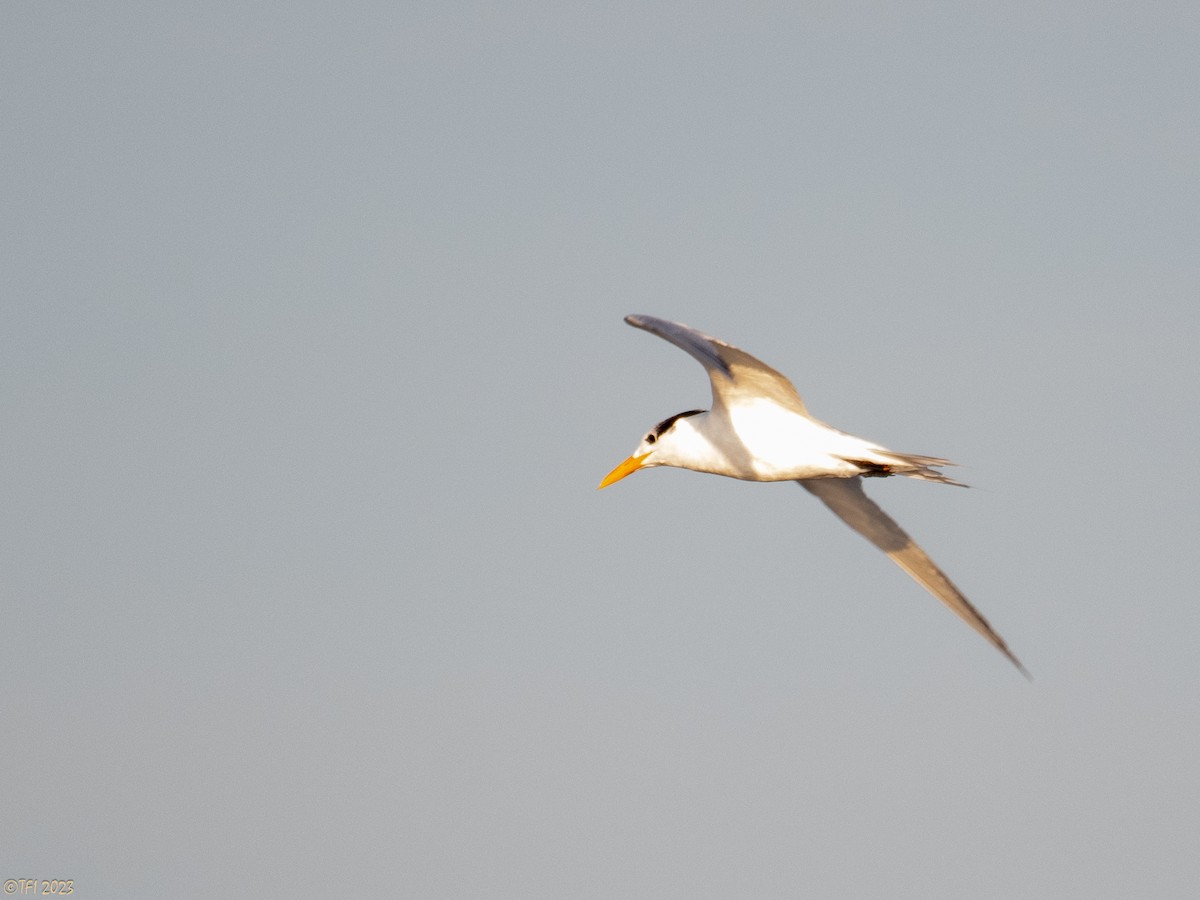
[1000,646,1032,680]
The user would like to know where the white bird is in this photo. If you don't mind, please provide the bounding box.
[599,314,1027,676]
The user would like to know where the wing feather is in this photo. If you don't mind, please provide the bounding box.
[800,477,1029,677]
[625,315,810,416]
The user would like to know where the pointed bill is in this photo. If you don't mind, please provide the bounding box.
[598,453,651,489]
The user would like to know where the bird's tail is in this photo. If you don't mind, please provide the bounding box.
[840,451,968,487]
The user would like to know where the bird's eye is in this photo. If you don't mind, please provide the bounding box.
[645,433,656,444]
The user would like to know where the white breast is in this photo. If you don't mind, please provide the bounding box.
[697,399,874,481]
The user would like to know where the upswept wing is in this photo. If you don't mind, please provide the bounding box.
[625,315,810,416]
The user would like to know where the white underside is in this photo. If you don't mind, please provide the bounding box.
[654,399,887,481]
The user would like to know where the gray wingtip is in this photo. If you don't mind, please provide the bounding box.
[621,314,735,379]
[1006,649,1033,681]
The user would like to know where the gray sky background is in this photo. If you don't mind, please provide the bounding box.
[4,3,1199,898]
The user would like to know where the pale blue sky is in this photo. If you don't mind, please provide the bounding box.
[3,3,1199,898]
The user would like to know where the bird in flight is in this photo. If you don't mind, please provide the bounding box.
[598,314,1027,676]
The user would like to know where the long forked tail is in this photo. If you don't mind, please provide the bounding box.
[800,477,1029,677]
[841,450,969,487]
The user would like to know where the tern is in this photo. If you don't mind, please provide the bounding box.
[599,314,1027,676]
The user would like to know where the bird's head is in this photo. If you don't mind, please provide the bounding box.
[597,409,705,489]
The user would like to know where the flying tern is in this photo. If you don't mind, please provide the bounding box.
[599,314,1027,676]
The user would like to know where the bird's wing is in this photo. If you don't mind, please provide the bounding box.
[625,314,810,416]
[800,477,1028,677]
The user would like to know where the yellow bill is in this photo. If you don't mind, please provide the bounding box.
[597,452,651,489]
